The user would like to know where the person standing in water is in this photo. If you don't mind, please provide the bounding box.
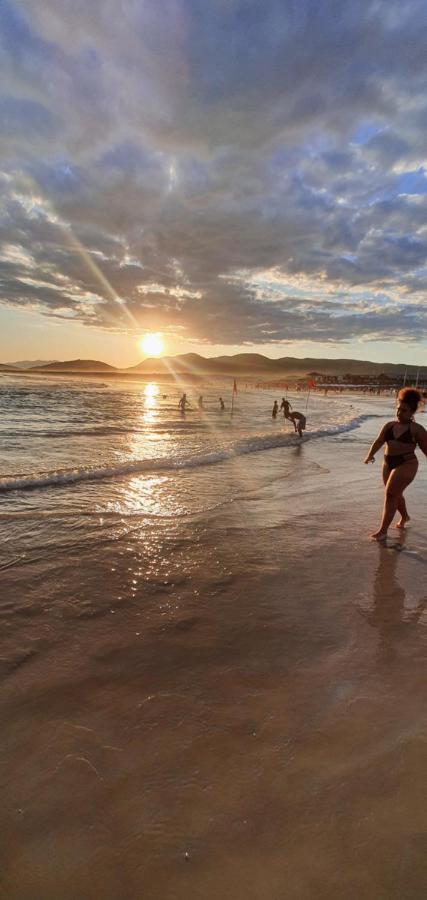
[198,395,204,409]
[178,393,191,413]
[272,400,279,418]
[280,397,292,419]
[364,388,427,541]
[219,397,225,410]
[289,410,306,438]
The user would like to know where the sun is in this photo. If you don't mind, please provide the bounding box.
[139,333,164,357]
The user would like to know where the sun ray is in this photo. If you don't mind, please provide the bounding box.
[18,171,140,331]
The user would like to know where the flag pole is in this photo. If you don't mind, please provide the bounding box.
[231,377,235,416]
[306,379,314,411]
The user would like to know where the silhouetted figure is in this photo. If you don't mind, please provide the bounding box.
[272,400,279,418]
[178,393,191,413]
[280,397,292,420]
[219,397,225,410]
[289,411,306,438]
[198,395,204,409]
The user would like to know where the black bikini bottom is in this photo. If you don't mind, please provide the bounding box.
[385,453,416,471]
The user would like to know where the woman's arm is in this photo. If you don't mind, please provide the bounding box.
[364,422,391,464]
[414,423,427,457]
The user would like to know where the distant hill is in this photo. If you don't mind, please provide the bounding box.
[0,362,19,371]
[128,352,290,376]
[2,353,425,380]
[8,359,58,369]
[30,359,117,372]
[128,353,426,380]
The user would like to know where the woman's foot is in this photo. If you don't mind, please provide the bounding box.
[370,530,388,541]
[396,515,410,529]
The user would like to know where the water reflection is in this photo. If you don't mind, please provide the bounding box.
[144,382,159,402]
[142,382,159,425]
[359,537,427,663]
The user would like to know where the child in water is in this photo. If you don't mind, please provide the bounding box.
[272,400,279,418]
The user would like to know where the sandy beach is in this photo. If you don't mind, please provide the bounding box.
[1,392,426,899]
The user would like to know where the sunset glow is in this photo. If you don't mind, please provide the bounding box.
[139,334,164,357]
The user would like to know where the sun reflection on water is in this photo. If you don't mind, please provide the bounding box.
[141,382,159,426]
[144,382,159,402]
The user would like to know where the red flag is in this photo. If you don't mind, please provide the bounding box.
[308,378,316,389]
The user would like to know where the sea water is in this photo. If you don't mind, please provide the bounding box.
[0,376,385,504]
[1,376,427,899]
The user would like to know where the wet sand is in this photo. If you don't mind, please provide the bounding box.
[1,424,427,899]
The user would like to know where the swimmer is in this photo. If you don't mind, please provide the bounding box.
[272,400,279,418]
[289,410,306,438]
[178,393,191,413]
[364,388,427,541]
[280,397,292,420]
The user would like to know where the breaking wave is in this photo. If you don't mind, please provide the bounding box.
[0,414,380,493]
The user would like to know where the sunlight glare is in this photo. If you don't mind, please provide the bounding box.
[140,333,164,357]
[144,382,159,399]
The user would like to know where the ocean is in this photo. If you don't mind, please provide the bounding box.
[1,375,426,899]
[0,376,383,499]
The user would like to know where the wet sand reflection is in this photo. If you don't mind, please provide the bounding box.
[358,536,427,663]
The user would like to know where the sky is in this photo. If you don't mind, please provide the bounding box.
[0,0,426,367]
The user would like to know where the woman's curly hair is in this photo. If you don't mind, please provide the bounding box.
[398,387,423,413]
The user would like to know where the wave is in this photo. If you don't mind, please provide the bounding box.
[1,422,203,438]
[0,413,378,493]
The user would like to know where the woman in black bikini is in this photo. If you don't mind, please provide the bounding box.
[364,388,427,541]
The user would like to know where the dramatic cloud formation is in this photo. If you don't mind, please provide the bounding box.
[0,0,426,347]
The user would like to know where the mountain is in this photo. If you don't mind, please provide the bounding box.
[128,353,212,375]
[29,359,117,372]
[0,363,19,371]
[8,360,58,369]
[128,353,426,379]
[128,352,290,375]
[2,353,425,379]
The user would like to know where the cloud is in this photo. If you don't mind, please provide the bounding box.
[0,0,426,346]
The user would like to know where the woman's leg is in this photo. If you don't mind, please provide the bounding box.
[371,459,418,539]
[382,462,411,528]
[396,494,409,528]
[379,462,408,525]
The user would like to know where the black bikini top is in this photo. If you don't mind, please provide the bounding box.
[384,422,416,445]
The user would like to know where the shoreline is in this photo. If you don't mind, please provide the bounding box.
[2,368,422,396]
[1,419,427,898]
